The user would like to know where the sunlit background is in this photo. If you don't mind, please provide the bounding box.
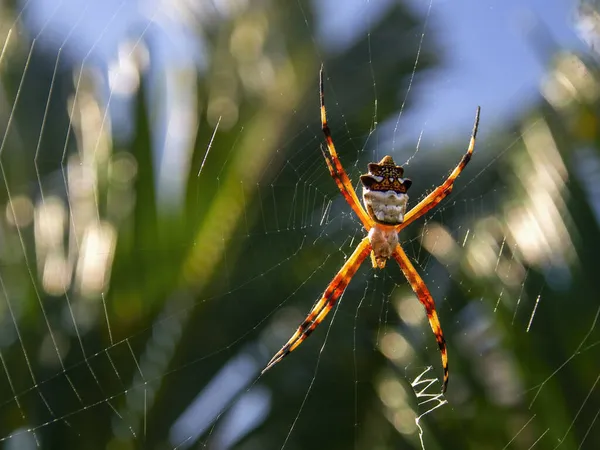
[0,0,599,449]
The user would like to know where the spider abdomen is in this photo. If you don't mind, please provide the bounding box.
[362,189,408,225]
[359,155,412,225]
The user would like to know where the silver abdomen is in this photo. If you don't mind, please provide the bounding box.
[362,189,408,225]
[359,155,412,226]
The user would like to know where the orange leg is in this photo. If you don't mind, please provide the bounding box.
[397,107,480,233]
[392,244,449,393]
[263,237,372,373]
[320,67,373,231]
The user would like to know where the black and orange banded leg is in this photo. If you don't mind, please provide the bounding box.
[262,237,372,373]
[320,66,373,231]
[397,106,480,233]
[392,244,449,393]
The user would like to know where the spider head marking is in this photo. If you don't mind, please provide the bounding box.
[360,156,411,225]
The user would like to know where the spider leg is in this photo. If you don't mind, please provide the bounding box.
[397,107,480,233]
[262,237,372,373]
[392,244,449,393]
[320,66,373,230]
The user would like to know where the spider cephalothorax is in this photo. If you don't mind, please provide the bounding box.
[262,66,481,394]
[360,155,413,225]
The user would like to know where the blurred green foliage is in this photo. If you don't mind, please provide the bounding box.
[0,1,599,450]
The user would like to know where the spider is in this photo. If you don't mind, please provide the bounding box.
[262,67,480,393]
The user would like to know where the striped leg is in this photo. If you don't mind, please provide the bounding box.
[392,244,449,393]
[263,237,372,373]
[320,66,373,231]
[397,107,480,233]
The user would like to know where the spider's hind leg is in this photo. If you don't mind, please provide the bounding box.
[392,244,449,393]
[262,237,372,374]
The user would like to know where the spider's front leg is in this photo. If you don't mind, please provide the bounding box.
[397,106,480,233]
[262,237,372,373]
[392,244,449,393]
[320,67,373,230]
